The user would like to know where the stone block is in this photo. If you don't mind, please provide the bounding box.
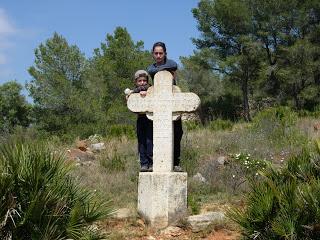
[138,172,187,229]
[187,211,226,232]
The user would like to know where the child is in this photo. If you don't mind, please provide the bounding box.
[127,70,153,172]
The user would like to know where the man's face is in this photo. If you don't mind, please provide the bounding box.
[136,77,148,87]
[153,46,165,65]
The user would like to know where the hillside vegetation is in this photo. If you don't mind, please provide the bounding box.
[1,0,320,238]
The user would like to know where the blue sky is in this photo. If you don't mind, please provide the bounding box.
[0,1,200,91]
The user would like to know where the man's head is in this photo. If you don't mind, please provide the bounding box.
[134,70,149,86]
[152,41,167,65]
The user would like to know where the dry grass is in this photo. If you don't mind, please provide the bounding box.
[70,115,316,210]
[72,136,139,209]
[65,114,318,239]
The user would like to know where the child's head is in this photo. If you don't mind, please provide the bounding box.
[134,70,149,86]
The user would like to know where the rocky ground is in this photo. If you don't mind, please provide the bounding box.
[98,206,241,240]
[100,217,240,240]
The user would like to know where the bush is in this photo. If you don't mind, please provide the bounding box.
[250,106,306,148]
[228,140,320,239]
[208,119,233,131]
[188,194,201,215]
[0,140,113,239]
[184,120,202,131]
[100,149,126,172]
[181,138,199,176]
[107,124,135,139]
[227,153,267,193]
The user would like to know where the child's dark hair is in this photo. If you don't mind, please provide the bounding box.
[152,41,167,53]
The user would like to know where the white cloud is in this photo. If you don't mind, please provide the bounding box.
[0,8,16,35]
[0,8,17,66]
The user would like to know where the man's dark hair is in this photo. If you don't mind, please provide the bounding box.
[152,41,167,53]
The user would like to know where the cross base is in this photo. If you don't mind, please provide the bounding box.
[137,172,188,229]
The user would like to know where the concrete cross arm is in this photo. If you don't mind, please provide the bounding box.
[127,88,200,114]
[127,93,153,113]
[172,92,200,112]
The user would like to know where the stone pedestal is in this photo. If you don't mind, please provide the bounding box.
[138,172,188,229]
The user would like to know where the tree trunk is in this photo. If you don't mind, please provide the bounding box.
[242,74,251,122]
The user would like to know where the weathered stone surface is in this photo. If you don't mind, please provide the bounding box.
[146,236,156,240]
[75,139,89,151]
[66,148,95,162]
[217,156,226,165]
[127,71,200,229]
[90,142,106,152]
[187,211,226,232]
[138,172,187,229]
[127,71,200,172]
[192,172,207,183]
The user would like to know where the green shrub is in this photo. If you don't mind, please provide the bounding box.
[100,150,126,172]
[228,140,320,239]
[0,140,113,239]
[107,124,135,139]
[250,106,307,148]
[252,106,297,135]
[227,153,267,193]
[184,120,202,131]
[181,141,199,176]
[188,194,201,215]
[208,119,233,131]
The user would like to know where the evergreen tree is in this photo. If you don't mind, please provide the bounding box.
[191,0,320,119]
[90,27,152,125]
[0,81,31,133]
[27,32,88,133]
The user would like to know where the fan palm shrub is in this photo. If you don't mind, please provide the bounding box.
[0,140,113,240]
[228,140,320,239]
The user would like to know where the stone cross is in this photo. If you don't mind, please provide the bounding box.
[127,70,200,172]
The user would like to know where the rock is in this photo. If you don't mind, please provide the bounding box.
[217,156,226,165]
[192,172,207,183]
[187,211,226,232]
[67,148,95,162]
[88,134,103,143]
[181,112,201,121]
[160,226,182,237]
[136,218,146,228]
[90,142,106,152]
[146,236,156,240]
[113,208,135,219]
[76,139,89,151]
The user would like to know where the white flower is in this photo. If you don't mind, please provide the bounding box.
[232,175,236,178]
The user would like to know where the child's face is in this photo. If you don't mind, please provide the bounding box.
[136,77,148,87]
